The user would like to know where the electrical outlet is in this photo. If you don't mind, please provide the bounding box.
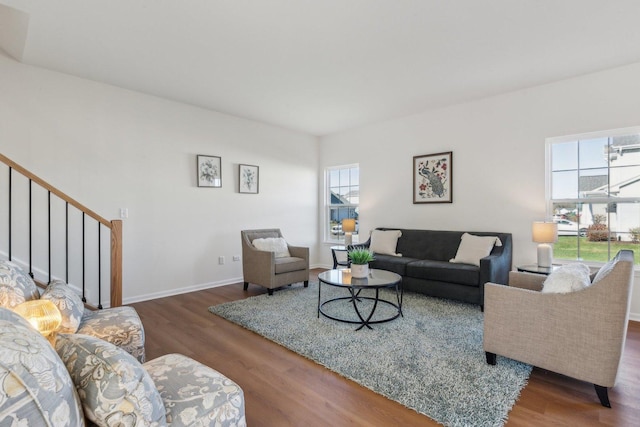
[119,208,128,219]
[233,255,240,261]
[218,256,225,265]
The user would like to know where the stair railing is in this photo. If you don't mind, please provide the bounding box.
[0,153,122,308]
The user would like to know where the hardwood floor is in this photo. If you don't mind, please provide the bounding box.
[131,269,640,426]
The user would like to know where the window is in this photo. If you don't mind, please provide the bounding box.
[547,127,640,264]
[325,164,359,243]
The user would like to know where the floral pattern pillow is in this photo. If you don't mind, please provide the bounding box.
[55,334,166,427]
[0,259,40,309]
[41,279,84,333]
[0,307,85,427]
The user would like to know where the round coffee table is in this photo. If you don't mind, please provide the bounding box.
[317,269,403,331]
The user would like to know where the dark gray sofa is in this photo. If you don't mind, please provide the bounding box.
[356,228,512,308]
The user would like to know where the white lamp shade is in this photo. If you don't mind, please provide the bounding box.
[532,222,558,244]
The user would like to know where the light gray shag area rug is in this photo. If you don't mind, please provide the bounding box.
[209,282,531,427]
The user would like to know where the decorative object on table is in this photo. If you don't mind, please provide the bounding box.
[197,155,222,187]
[13,299,62,340]
[239,164,259,193]
[342,218,356,246]
[209,283,531,427]
[347,248,374,278]
[413,151,452,203]
[532,221,558,267]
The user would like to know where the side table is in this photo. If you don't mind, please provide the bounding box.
[331,246,350,269]
[516,264,561,275]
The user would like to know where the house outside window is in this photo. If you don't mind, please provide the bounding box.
[547,127,640,264]
[326,164,359,243]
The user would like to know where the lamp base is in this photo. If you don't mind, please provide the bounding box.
[537,243,553,268]
[344,232,353,247]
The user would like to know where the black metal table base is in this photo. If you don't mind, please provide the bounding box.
[318,285,403,331]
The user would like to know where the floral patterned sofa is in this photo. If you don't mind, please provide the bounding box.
[0,260,246,426]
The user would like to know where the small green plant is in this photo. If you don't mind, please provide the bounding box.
[348,248,375,265]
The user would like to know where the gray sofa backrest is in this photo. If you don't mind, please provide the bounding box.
[375,228,512,262]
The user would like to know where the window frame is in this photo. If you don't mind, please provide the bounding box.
[546,126,640,264]
[324,163,359,244]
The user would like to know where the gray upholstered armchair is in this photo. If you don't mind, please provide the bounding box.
[241,228,309,295]
[483,249,634,407]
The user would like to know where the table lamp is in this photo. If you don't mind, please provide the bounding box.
[532,221,558,268]
[13,300,62,342]
[342,218,356,246]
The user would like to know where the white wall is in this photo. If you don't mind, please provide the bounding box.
[319,61,640,320]
[0,52,319,304]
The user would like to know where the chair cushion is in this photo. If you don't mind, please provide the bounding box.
[0,260,40,309]
[55,334,166,427]
[593,258,617,284]
[0,307,86,426]
[252,237,291,258]
[143,353,246,427]
[449,233,502,267]
[77,306,146,362]
[274,257,307,274]
[41,279,84,333]
[369,230,402,256]
[542,263,591,293]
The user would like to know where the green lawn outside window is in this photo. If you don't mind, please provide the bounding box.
[554,236,639,264]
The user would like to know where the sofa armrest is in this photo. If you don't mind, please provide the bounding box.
[288,245,309,261]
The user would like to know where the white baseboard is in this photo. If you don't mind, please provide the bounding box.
[123,276,244,305]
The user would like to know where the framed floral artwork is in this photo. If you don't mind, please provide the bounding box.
[197,155,222,187]
[239,164,259,194]
[413,152,452,203]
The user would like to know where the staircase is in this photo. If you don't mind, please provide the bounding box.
[0,153,122,309]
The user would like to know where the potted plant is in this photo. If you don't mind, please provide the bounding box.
[348,248,375,278]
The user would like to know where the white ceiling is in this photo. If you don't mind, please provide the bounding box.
[2,0,640,136]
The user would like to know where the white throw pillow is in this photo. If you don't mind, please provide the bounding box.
[449,233,502,267]
[252,237,291,258]
[370,230,402,257]
[542,263,591,294]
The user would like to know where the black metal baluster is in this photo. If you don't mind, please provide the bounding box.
[97,222,102,309]
[8,167,11,260]
[28,179,33,278]
[48,191,51,284]
[65,202,69,283]
[82,213,86,303]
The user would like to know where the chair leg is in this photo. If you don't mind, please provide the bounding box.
[268,289,274,296]
[243,282,249,291]
[486,352,496,365]
[304,280,309,287]
[480,304,484,312]
[595,384,611,408]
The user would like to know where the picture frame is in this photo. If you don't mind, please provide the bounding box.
[239,164,259,194]
[197,155,222,188]
[413,151,452,204]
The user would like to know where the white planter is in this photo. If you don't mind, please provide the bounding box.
[351,264,369,278]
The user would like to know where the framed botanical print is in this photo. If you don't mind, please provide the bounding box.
[413,151,452,203]
[239,164,259,194]
[197,155,222,187]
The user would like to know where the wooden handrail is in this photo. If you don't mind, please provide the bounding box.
[0,153,111,227]
[0,153,122,307]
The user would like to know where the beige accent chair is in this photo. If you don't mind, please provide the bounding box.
[241,229,309,295]
[483,249,634,407]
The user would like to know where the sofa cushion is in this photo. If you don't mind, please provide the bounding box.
[370,229,402,256]
[0,260,40,309]
[274,257,307,274]
[55,334,166,427]
[77,306,146,363]
[41,279,84,334]
[370,255,419,276]
[252,237,291,258]
[449,233,502,267]
[144,353,246,427]
[406,259,480,287]
[0,307,86,427]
